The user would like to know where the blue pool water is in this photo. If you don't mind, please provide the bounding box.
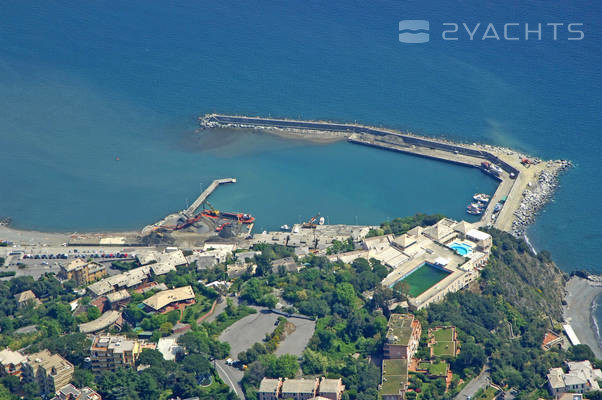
[449,243,473,257]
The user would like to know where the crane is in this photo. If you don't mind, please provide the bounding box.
[302,212,321,229]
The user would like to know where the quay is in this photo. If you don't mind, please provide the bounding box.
[185,178,236,216]
[200,114,568,235]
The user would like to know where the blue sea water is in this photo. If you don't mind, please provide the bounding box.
[0,1,600,276]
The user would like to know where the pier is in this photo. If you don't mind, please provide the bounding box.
[186,178,236,216]
[200,114,568,235]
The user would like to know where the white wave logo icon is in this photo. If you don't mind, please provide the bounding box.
[399,20,430,43]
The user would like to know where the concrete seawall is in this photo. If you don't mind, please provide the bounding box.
[199,113,569,235]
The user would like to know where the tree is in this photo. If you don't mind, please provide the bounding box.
[568,344,596,361]
[182,354,211,376]
[265,354,299,378]
[87,305,101,321]
[453,343,486,373]
[335,283,356,307]
[159,322,173,336]
[302,349,328,374]
[0,383,11,400]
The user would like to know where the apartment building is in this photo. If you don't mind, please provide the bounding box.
[21,350,74,396]
[60,259,107,285]
[383,314,422,360]
[89,335,142,372]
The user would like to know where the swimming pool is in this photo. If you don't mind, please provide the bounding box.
[449,242,473,256]
[390,262,452,297]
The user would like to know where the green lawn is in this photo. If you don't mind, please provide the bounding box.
[432,341,455,357]
[433,327,454,342]
[428,361,448,377]
[418,362,431,371]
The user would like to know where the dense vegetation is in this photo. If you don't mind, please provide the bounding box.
[0,215,591,400]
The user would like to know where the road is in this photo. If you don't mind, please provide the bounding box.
[217,308,316,398]
[455,368,490,400]
[215,360,245,399]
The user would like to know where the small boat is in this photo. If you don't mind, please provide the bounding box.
[466,208,483,215]
[473,193,490,202]
[466,203,484,215]
[280,224,290,231]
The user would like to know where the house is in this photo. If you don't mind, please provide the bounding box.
[383,314,422,360]
[52,383,102,400]
[542,331,563,351]
[228,262,256,278]
[89,336,143,372]
[258,378,282,400]
[271,257,302,274]
[14,290,42,308]
[22,350,74,396]
[281,378,319,400]
[142,285,196,313]
[234,251,261,265]
[0,348,26,378]
[547,361,602,395]
[318,377,345,400]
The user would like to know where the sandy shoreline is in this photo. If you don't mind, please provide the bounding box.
[564,276,602,358]
[0,225,136,247]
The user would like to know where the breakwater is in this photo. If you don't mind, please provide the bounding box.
[199,113,569,236]
[200,114,520,177]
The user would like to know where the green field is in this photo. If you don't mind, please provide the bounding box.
[395,263,451,297]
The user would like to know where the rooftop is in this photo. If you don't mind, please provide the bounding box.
[380,359,408,395]
[79,310,122,333]
[319,378,343,393]
[26,350,73,377]
[282,378,318,394]
[106,289,131,304]
[386,314,416,345]
[143,285,195,311]
[91,335,140,354]
[258,378,282,393]
[0,348,26,366]
[63,258,87,272]
[14,290,38,303]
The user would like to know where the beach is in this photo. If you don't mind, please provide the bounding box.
[564,276,602,358]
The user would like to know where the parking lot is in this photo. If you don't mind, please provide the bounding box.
[0,245,146,279]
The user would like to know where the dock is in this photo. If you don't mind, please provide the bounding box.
[185,178,236,216]
[200,114,568,235]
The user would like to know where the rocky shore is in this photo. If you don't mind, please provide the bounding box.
[511,160,572,238]
[565,276,602,358]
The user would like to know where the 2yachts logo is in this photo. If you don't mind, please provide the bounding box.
[399,21,585,43]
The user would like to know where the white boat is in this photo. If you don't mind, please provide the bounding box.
[280,224,290,231]
[473,193,490,202]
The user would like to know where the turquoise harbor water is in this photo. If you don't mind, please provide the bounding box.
[0,1,600,277]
